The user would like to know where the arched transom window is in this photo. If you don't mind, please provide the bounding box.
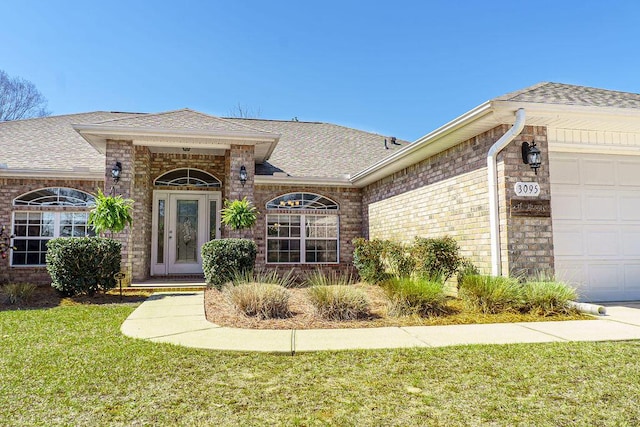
[11,188,95,266]
[266,192,339,210]
[13,187,95,207]
[154,168,222,188]
[266,192,339,264]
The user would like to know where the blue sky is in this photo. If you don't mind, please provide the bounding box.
[2,1,639,141]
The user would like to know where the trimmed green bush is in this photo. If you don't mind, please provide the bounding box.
[307,285,370,320]
[381,241,415,278]
[522,280,577,316]
[1,283,36,304]
[46,237,121,296]
[411,236,461,281]
[224,282,291,319]
[201,239,257,288]
[352,238,387,283]
[384,275,448,317]
[458,274,523,314]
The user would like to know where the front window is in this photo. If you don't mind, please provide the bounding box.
[266,192,340,264]
[11,211,94,266]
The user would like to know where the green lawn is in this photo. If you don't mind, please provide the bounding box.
[1,303,639,426]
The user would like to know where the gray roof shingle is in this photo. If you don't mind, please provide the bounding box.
[495,82,640,109]
[224,118,409,178]
[0,111,138,172]
[92,108,275,135]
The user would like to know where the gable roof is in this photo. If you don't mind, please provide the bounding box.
[92,108,275,135]
[495,82,640,109]
[0,111,138,177]
[224,118,409,178]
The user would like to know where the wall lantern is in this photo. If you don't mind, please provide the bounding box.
[239,165,248,187]
[521,141,541,175]
[111,161,122,182]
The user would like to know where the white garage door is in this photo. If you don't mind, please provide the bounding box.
[550,152,640,302]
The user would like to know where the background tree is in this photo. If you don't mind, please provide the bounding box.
[226,102,262,119]
[0,69,51,121]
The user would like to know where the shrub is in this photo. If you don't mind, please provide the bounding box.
[307,285,370,320]
[46,237,121,296]
[352,238,387,283]
[456,258,480,288]
[381,241,415,278]
[221,197,258,230]
[411,236,461,281]
[1,283,36,304]
[522,280,577,316]
[224,282,291,319]
[458,274,523,314]
[201,239,257,288]
[383,275,448,317]
[304,269,355,287]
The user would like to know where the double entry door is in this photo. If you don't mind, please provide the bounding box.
[151,191,221,275]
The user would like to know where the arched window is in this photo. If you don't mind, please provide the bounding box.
[265,192,339,264]
[11,188,95,266]
[13,187,95,206]
[266,192,339,210]
[154,168,221,188]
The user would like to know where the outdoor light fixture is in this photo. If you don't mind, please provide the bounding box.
[111,161,122,182]
[239,165,248,186]
[521,141,541,175]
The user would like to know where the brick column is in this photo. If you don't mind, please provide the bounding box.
[223,145,255,239]
[498,125,554,278]
[105,139,135,284]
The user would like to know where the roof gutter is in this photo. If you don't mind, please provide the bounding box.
[488,108,526,276]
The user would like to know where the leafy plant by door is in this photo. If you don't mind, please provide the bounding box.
[221,197,258,230]
[88,188,134,237]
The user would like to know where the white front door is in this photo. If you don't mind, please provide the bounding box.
[152,191,221,275]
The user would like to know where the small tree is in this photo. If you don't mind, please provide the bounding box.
[88,189,134,237]
[221,197,258,231]
[0,69,51,121]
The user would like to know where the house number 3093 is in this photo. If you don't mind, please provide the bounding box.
[514,182,540,197]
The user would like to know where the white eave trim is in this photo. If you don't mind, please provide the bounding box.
[72,124,280,142]
[350,101,495,187]
[255,175,354,187]
[0,168,104,180]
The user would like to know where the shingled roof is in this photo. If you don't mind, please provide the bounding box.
[495,82,640,109]
[224,118,409,178]
[0,111,138,173]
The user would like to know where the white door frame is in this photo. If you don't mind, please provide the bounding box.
[151,190,221,276]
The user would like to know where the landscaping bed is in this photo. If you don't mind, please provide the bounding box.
[204,283,591,330]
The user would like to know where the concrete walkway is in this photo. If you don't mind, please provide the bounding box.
[120,292,640,353]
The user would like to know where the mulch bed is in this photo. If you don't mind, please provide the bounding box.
[204,283,592,330]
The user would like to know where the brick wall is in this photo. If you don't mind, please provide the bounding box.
[253,184,362,277]
[0,177,102,284]
[362,125,554,278]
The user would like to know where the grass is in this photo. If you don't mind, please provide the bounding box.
[1,301,639,425]
[307,285,370,320]
[383,275,448,317]
[224,282,291,319]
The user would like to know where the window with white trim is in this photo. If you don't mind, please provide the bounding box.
[266,193,339,264]
[154,168,222,188]
[11,188,96,266]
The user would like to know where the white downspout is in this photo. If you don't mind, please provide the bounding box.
[487,108,526,276]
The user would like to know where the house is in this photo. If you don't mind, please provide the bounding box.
[2,82,640,302]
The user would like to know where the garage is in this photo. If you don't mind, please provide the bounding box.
[550,151,640,301]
